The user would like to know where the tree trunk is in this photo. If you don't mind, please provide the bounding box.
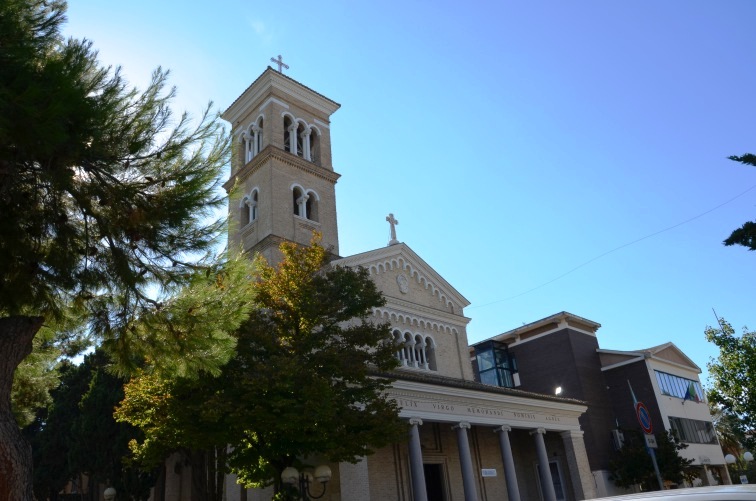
[0,315,45,501]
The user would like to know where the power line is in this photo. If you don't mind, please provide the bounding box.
[470,183,756,309]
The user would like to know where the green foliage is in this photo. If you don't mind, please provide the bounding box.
[12,304,90,427]
[1,0,231,345]
[105,250,258,378]
[117,237,407,493]
[709,400,746,458]
[723,154,756,250]
[25,350,155,500]
[609,429,693,490]
[1,1,241,495]
[12,328,60,428]
[706,318,756,450]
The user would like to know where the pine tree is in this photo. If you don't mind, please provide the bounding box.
[0,1,239,497]
[723,154,756,250]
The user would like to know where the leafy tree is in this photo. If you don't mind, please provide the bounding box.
[12,306,89,429]
[1,1,250,497]
[723,154,756,250]
[609,429,693,490]
[25,351,155,500]
[706,318,756,451]
[709,400,746,459]
[117,238,408,500]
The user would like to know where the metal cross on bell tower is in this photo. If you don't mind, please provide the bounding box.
[270,55,289,73]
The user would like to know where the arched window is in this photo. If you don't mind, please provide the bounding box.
[413,335,425,369]
[295,123,305,158]
[292,186,306,217]
[282,114,321,163]
[305,190,319,222]
[393,330,406,366]
[392,331,435,371]
[424,336,437,371]
[284,116,294,155]
[291,185,319,221]
[284,116,304,157]
[240,132,251,165]
[403,332,415,367]
[249,189,258,222]
[240,189,259,226]
[308,127,320,164]
[240,195,251,226]
[241,116,264,165]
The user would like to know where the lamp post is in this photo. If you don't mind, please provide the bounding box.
[281,465,332,500]
[725,452,754,484]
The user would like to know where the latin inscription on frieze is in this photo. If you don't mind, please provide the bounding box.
[395,397,571,426]
[397,398,419,408]
[466,406,506,417]
[513,411,536,420]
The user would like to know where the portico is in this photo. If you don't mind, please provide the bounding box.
[338,372,597,501]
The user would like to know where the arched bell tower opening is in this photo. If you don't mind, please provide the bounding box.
[222,67,341,263]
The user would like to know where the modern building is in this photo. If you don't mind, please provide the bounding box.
[599,342,728,487]
[470,312,729,497]
[153,67,606,501]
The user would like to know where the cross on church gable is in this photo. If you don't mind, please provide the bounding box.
[386,213,399,246]
[270,55,289,73]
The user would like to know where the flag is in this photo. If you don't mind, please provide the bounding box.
[685,381,700,402]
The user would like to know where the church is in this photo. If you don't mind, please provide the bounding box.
[188,65,601,501]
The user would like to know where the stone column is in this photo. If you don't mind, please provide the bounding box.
[288,124,299,156]
[296,194,308,219]
[252,126,260,157]
[453,422,479,501]
[406,339,417,367]
[408,418,428,501]
[560,430,596,500]
[242,132,252,163]
[494,426,521,501]
[532,428,557,501]
[302,128,312,161]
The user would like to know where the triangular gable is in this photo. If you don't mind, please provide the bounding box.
[332,243,470,313]
[646,342,701,372]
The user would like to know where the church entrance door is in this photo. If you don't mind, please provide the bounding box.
[423,463,446,501]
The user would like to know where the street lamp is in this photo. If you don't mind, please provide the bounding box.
[281,464,332,500]
[725,452,754,484]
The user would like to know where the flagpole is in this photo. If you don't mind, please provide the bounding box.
[628,380,664,490]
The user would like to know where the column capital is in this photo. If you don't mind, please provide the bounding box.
[529,427,547,436]
[494,425,512,434]
[408,417,423,426]
[288,123,299,133]
[452,421,471,431]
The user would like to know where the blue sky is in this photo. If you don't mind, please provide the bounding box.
[63,1,756,385]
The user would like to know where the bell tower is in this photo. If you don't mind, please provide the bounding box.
[222,66,341,262]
